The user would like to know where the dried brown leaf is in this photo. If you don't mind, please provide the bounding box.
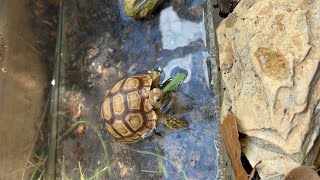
[284,166,320,180]
[219,112,248,180]
[48,0,60,7]
[248,160,262,179]
[315,148,320,169]
[214,0,240,18]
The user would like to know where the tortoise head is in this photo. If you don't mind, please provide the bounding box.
[149,88,164,109]
[149,70,161,88]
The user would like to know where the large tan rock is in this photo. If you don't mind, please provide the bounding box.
[217,0,320,178]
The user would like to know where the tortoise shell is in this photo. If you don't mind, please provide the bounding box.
[101,74,157,143]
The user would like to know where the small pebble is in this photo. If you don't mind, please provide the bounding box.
[1,67,7,73]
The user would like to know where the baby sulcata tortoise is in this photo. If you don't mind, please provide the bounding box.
[101,71,187,144]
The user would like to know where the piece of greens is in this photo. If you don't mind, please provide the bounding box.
[162,72,186,93]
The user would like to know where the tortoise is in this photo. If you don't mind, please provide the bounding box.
[101,71,187,144]
[124,0,163,19]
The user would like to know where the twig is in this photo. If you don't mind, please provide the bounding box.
[92,125,109,160]
[127,148,188,179]
[127,148,171,161]
[183,171,189,180]
[6,23,41,55]
[141,170,159,173]
[87,157,113,180]
[78,161,85,180]
[260,174,283,180]
[58,120,112,177]
[1,165,37,178]
[57,120,86,141]
[247,160,262,179]
[36,170,44,180]
[1,161,46,178]
[21,88,51,180]
[57,120,109,159]
[27,154,47,180]
[156,149,168,178]
[61,156,70,180]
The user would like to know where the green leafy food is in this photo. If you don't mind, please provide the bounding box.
[162,72,186,93]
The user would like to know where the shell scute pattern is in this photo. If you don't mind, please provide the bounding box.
[127,92,141,110]
[113,120,132,136]
[101,74,157,143]
[101,98,112,121]
[109,80,124,94]
[125,113,144,131]
[113,94,125,115]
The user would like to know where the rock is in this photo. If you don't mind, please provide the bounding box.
[216,0,320,178]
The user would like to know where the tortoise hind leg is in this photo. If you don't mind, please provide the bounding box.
[162,115,188,130]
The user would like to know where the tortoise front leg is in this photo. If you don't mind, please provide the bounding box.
[160,114,188,130]
[156,109,188,130]
[157,95,188,129]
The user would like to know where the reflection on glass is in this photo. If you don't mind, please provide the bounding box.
[54,0,221,179]
[163,53,193,82]
[160,6,205,50]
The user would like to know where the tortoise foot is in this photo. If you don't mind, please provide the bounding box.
[163,116,188,130]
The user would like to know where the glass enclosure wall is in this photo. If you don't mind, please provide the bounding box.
[0,0,232,179]
[0,0,57,179]
[51,0,230,179]
[0,1,47,179]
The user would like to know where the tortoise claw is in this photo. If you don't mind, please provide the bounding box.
[154,130,163,136]
[162,116,188,130]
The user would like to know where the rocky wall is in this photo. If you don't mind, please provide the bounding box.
[216,0,320,178]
